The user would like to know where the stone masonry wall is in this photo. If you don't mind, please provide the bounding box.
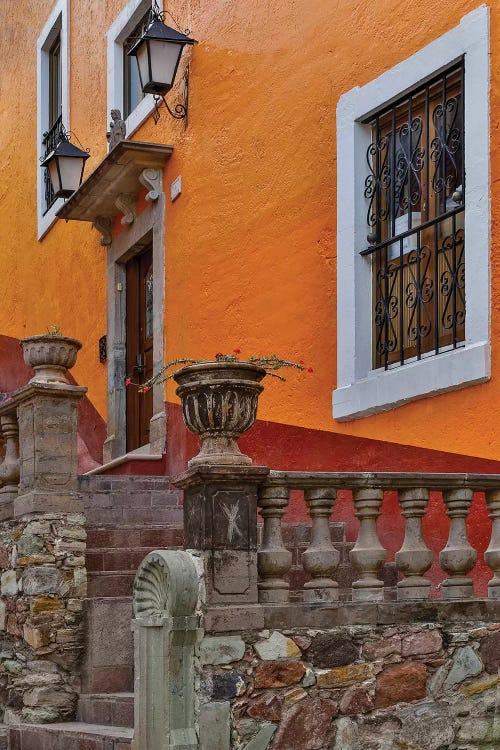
[0,512,86,724]
[199,621,500,750]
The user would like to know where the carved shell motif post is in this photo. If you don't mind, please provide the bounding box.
[395,487,433,600]
[302,487,339,602]
[132,550,200,750]
[439,488,476,599]
[350,487,387,601]
[258,484,292,603]
[485,489,500,599]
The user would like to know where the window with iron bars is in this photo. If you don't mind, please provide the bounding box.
[42,34,63,214]
[362,62,465,370]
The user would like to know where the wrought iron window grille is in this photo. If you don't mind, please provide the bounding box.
[362,62,465,371]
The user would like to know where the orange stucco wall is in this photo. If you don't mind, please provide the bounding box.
[1,0,500,460]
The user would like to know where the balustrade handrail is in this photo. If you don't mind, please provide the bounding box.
[266,470,500,491]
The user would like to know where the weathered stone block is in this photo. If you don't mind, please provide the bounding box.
[23,624,50,649]
[479,631,500,674]
[244,723,277,750]
[339,685,373,715]
[307,633,359,668]
[316,663,372,688]
[199,701,231,750]
[401,629,442,657]
[211,672,245,700]
[200,636,245,665]
[254,661,306,689]
[255,631,301,660]
[1,571,17,596]
[375,662,427,708]
[273,697,337,750]
[362,635,401,660]
[22,567,62,596]
[247,694,283,722]
[443,645,483,689]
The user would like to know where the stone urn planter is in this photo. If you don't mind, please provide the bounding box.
[174,361,266,467]
[20,335,82,384]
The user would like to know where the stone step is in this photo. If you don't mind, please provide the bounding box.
[77,693,134,728]
[82,597,133,694]
[8,722,132,750]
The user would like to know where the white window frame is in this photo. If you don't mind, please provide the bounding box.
[37,0,70,240]
[333,5,490,421]
[107,0,164,138]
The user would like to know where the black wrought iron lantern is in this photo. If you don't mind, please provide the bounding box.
[128,2,196,122]
[41,134,90,199]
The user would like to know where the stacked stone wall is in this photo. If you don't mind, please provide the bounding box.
[0,512,86,724]
[199,621,500,749]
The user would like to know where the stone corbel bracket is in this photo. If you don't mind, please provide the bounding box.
[92,216,113,247]
[115,193,137,226]
[139,168,162,202]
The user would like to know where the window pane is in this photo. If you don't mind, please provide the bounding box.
[364,63,465,369]
[123,9,151,118]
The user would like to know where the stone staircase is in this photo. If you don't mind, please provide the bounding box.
[8,721,132,749]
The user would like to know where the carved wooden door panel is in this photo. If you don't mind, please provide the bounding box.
[126,247,154,452]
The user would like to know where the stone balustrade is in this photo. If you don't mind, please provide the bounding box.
[257,471,500,604]
[0,399,20,520]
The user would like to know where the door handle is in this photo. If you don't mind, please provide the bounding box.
[133,354,144,375]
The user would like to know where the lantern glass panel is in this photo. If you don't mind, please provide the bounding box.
[56,155,85,195]
[136,39,184,94]
[47,159,62,196]
[150,39,183,89]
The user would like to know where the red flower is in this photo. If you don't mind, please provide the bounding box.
[307,367,314,373]
[234,348,241,354]
[142,386,149,393]
[125,377,131,387]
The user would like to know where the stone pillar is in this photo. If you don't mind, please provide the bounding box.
[15,382,86,517]
[175,465,269,606]
[257,483,292,603]
[485,489,500,599]
[440,488,476,599]
[350,488,386,601]
[0,406,20,520]
[302,487,339,603]
[132,550,201,750]
[395,488,433,600]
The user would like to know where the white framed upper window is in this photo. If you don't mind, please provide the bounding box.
[107,0,164,138]
[37,0,70,240]
[333,5,490,421]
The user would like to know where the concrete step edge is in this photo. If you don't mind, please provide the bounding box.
[9,721,133,740]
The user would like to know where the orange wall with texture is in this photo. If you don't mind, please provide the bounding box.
[1,0,499,460]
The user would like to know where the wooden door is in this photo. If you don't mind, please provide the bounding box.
[126,247,154,452]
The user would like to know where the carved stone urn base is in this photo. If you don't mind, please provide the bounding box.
[20,335,82,385]
[174,362,266,468]
[188,434,253,468]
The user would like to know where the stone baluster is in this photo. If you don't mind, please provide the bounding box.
[302,488,339,602]
[350,488,386,601]
[258,484,292,603]
[439,488,476,599]
[395,488,433,600]
[0,411,20,519]
[485,489,500,599]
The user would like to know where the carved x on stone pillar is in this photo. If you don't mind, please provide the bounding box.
[174,465,269,607]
